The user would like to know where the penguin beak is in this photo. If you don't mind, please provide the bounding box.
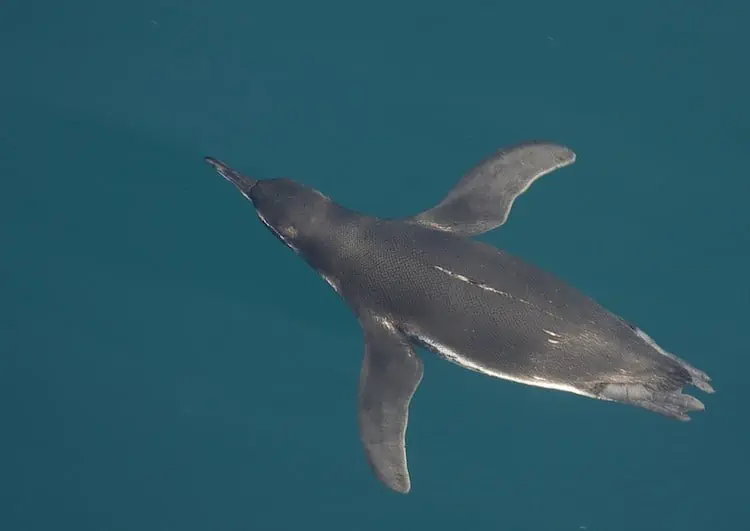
[204,156,258,198]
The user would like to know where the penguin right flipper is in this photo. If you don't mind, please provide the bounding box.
[410,142,576,236]
[357,313,424,494]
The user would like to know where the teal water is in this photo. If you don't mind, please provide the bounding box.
[2,1,748,529]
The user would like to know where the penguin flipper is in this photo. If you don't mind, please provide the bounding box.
[357,313,424,494]
[410,141,576,236]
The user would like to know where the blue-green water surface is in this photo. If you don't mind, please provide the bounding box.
[2,1,748,530]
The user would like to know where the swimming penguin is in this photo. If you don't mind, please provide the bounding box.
[204,142,714,494]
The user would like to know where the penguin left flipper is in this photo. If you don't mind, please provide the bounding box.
[357,313,424,494]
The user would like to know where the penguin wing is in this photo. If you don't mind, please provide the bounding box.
[410,141,576,236]
[357,313,424,494]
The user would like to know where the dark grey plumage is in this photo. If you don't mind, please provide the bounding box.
[205,142,714,494]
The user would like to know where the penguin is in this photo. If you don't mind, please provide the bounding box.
[204,141,713,494]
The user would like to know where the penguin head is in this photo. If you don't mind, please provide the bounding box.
[248,178,335,251]
[205,157,346,255]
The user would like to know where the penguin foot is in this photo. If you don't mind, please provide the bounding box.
[594,383,706,421]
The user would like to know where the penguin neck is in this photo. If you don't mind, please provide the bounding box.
[297,204,371,280]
